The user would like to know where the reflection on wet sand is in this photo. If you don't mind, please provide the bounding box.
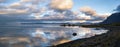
[0,27,108,47]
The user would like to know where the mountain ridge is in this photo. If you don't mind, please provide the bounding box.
[101,12,120,24]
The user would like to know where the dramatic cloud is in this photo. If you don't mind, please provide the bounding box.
[50,0,73,10]
[79,6,111,20]
[0,0,112,23]
[0,0,75,20]
[0,0,49,19]
[80,6,97,16]
[41,9,77,20]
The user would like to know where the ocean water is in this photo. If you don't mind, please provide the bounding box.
[0,25,108,47]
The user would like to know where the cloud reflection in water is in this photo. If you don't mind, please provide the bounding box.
[28,27,108,46]
[0,27,108,47]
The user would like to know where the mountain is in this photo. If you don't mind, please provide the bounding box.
[102,12,120,24]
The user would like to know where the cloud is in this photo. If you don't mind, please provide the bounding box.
[20,0,32,3]
[0,2,30,15]
[79,6,111,21]
[0,0,13,3]
[0,0,111,23]
[8,2,26,9]
[41,9,78,20]
[77,14,92,20]
[42,12,65,19]
[0,0,7,3]
[80,6,97,16]
[50,0,73,10]
[32,0,44,5]
[0,9,29,14]
[9,2,21,7]
[0,5,7,9]
[115,5,120,12]
[0,0,47,18]
[73,11,79,16]
[97,13,111,19]
[0,0,4,2]
[0,6,30,20]
[0,8,32,20]
[0,0,74,20]
[20,0,45,5]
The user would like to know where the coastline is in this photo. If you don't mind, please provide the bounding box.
[52,26,120,47]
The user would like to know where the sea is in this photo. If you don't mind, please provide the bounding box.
[0,23,108,47]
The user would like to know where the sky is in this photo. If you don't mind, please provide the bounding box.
[0,0,120,23]
[73,0,120,13]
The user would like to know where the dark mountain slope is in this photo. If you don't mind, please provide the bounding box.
[102,13,120,24]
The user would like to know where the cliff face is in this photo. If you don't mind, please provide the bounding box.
[102,13,120,24]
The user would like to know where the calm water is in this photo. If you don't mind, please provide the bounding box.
[0,25,108,47]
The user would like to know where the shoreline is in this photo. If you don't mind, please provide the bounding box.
[52,26,120,47]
